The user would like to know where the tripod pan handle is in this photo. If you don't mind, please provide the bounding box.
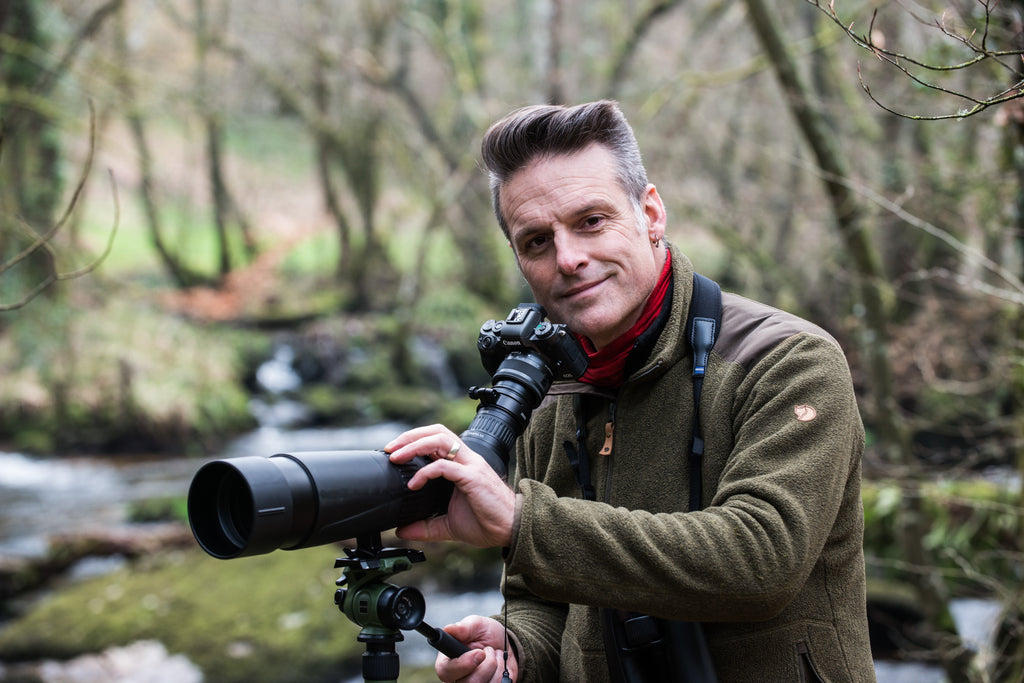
[417,622,472,659]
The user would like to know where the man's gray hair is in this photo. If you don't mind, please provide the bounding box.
[480,100,649,239]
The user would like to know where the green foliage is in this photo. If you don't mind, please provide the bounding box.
[0,293,257,454]
[862,479,1023,594]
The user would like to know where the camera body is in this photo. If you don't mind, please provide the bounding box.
[477,304,588,381]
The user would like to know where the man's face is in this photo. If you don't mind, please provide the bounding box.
[501,143,667,349]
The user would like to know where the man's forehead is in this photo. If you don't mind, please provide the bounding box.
[505,183,620,233]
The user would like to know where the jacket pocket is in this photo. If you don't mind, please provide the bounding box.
[796,641,825,683]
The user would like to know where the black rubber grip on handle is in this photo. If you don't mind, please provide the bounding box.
[417,622,471,658]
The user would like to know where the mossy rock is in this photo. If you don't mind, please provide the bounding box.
[370,386,446,424]
[0,541,502,682]
[301,383,377,425]
[0,550,363,682]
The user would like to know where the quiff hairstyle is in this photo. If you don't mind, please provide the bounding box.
[480,100,649,240]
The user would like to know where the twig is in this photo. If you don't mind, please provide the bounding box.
[808,0,1024,120]
[0,104,119,311]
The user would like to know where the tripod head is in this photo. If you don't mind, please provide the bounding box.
[334,533,470,682]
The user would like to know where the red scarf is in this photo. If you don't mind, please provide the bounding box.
[576,251,672,388]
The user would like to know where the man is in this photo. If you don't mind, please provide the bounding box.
[386,101,874,682]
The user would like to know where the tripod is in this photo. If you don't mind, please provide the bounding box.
[334,532,470,683]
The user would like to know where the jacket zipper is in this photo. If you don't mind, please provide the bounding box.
[601,401,616,503]
[796,642,824,683]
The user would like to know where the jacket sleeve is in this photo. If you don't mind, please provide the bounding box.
[502,561,568,683]
[504,333,863,623]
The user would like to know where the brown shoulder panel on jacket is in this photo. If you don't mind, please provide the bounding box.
[714,293,842,371]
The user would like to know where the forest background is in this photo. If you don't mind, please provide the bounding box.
[1,1,1023,682]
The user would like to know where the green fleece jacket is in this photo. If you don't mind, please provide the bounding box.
[503,247,875,682]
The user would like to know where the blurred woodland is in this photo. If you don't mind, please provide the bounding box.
[1,0,1024,680]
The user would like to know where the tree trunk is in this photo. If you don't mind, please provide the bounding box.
[0,0,61,300]
[113,5,204,288]
[196,0,232,279]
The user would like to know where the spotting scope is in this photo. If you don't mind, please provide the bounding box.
[187,304,587,559]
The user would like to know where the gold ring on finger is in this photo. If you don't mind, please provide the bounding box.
[446,440,461,460]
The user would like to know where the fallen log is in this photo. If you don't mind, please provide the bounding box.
[0,523,194,603]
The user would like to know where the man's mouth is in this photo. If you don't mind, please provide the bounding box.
[560,277,605,300]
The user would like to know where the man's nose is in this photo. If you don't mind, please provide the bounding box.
[554,231,588,274]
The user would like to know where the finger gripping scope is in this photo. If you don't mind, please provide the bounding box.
[187,304,587,559]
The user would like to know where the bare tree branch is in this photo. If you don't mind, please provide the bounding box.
[807,0,1024,120]
[0,105,119,311]
[606,0,684,100]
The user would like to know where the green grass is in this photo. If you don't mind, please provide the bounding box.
[280,231,339,275]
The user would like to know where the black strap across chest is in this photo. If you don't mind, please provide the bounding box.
[685,272,722,511]
[584,272,722,683]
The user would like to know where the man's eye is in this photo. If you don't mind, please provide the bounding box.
[583,215,603,229]
[521,234,548,252]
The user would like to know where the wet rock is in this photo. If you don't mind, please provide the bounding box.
[1,640,202,683]
[0,524,193,601]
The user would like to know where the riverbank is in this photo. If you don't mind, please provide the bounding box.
[0,278,489,458]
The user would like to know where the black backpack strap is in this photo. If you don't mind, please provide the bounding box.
[684,272,722,512]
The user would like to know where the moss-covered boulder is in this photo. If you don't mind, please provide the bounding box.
[0,549,362,682]
[0,538,502,682]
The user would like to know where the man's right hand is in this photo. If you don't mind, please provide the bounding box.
[385,425,516,548]
[436,615,518,683]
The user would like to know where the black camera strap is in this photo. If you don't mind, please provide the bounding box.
[563,394,597,501]
[563,272,722,508]
[685,272,722,512]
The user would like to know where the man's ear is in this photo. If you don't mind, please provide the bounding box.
[643,184,667,238]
